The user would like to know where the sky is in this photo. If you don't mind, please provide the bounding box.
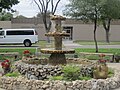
[12,0,69,18]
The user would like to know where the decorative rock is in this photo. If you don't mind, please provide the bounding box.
[14,61,62,80]
[80,65,94,77]
[29,75,38,80]
[2,61,120,90]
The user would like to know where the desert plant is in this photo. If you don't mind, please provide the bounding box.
[62,64,80,81]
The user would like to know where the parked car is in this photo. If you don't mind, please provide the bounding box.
[0,28,38,47]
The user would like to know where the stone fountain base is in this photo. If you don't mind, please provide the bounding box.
[49,53,66,65]
[41,48,75,65]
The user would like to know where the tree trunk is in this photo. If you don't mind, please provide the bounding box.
[93,19,98,53]
[102,19,111,43]
[105,30,110,43]
[43,14,52,43]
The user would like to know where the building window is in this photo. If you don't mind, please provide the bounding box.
[63,26,73,40]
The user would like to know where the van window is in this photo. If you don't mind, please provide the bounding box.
[6,30,34,35]
[0,31,4,36]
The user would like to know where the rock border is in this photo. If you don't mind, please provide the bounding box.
[0,61,120,90]
[0,69,120,90]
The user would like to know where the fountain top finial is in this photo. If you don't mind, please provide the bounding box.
[50,15,66,20]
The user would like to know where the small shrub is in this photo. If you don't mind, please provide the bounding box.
[5,72,20,77]
[108,68,114,77]
[62,64,80,81]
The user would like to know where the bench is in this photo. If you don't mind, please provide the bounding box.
[0,52,20,59]
[79,52,114,61]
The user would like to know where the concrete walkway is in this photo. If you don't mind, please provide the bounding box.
[63,40,82,49]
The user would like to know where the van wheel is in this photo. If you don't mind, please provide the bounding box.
[24,40,31,47]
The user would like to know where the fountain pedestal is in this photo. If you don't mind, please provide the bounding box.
[49,53,66,65]
[41,15,75,65]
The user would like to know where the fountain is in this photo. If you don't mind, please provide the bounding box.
[1,15,119,90]
[41,15,75,65]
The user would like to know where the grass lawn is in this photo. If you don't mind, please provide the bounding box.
[75,48,120,54]
[0,40,120,60]
[74,41,120,45]
[0,48,36,56]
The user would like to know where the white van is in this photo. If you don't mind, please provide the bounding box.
[0,29,38,47]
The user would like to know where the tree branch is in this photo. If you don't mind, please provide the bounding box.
[34,0,42,13]
[45,0,50,13]
[41,0,45,13]
[53,0,61,14]
[51,0,54,13]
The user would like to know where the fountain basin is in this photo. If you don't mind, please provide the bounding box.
[40,48,75,54]
[50,15,66,20]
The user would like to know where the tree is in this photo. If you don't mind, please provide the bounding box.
[15,15,27,18]
[33,0,61,43]
[64,0,104,52]
[0,0,19,12]
[0,11,13,21]
[0,0,19,21]
[100,0,120,43]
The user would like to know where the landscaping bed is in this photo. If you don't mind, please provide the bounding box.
[1,49,120,90]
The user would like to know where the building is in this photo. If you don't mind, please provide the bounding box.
[0,18,120,41]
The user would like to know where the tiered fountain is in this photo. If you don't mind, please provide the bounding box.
[41,15,75,65]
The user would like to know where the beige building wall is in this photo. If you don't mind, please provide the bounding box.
[1,19,120,41]
[0,21,11,29]
[109,25,120,41]
[63,23,120,41]
[11,23,120,41]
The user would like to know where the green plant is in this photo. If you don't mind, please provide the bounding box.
[79,76,92,80]
[85,55,99,60]
[114,52,120,56]
[5,71,20,77]
[49,76,63,80]
[75,48,120,54]
[62,64,80,81]
[114,52,120,62]
[108,68,114,77]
